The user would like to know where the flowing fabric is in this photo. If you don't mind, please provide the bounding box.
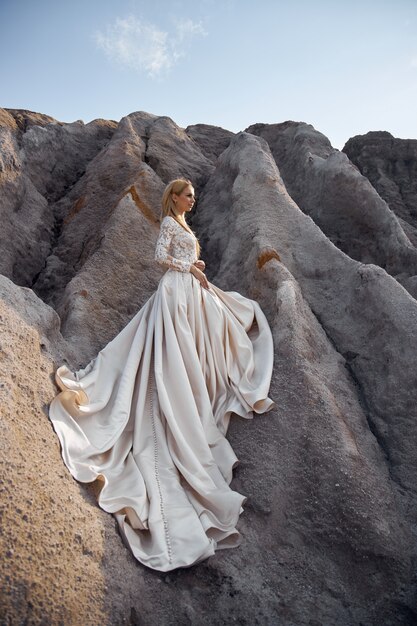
[49,216,275,571]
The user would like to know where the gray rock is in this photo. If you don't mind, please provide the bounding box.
[186,123,235,162]
[0,109,54,287]
[19,116,116,202]
[1,110,417,625]
[246,122,417,297]
[57,189,165,364]
[194,131,417,621]
[197,130,417,491]
[0,109,117,289]
[146,115,215,188]
[32,112,167,361]
[343,131,417,239]
[114,112,215,189]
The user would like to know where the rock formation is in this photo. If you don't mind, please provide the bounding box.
[246,122,417,300]
[1,108,416,625]
[343,131,417,296]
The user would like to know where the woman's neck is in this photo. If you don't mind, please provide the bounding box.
[172,210,186,221]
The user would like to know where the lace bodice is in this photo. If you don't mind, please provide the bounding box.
[155,216,197,273]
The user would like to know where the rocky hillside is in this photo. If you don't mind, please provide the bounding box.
[1,108,416,625]
[343,131,417,249]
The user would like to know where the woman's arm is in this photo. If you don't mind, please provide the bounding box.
[190,264,209,289]
[154,218,193,273]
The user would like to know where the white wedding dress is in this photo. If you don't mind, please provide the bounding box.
[49,215,275,571]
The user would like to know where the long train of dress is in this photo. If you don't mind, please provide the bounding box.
[49,219,275,571]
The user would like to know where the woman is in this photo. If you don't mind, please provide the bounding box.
[50,178,275,572]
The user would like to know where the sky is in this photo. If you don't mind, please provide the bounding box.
[0,0,416,149]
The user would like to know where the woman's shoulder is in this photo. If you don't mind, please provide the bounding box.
[161,215,179,228]
[160,215,188,235]
[158,215,174,234]
[160,215,195,239]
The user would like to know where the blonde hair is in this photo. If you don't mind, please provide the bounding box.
[161,178,201,258]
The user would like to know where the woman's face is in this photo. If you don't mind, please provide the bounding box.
[173,185,195,214]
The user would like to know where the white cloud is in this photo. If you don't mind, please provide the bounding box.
[174,18,207,44]
[94,15,207,78]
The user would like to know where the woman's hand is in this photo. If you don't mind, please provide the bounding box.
[193,260,206,271]
[190,264,209,289]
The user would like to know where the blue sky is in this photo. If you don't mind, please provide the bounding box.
[1,0,416,148]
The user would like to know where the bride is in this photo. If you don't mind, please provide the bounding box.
[49,178,275,571]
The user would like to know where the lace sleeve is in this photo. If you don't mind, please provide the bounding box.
[155,217,193,273]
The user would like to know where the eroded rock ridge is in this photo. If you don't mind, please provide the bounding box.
[1,108,416,626]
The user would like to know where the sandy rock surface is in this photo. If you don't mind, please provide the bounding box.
[0,276,107,625]
[1,108,416,625]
